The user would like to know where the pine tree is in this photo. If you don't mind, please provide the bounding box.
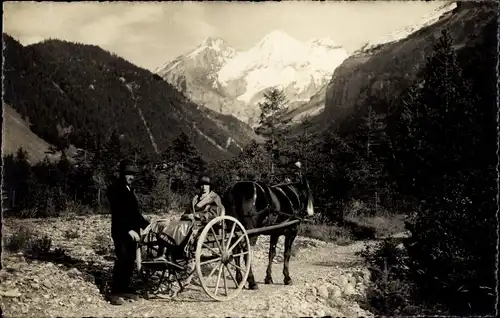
[237,140,272,182]
[396,29,478,198]
[159,132,206,197]
[257,88,290,176]
[166,132,206,175]
[396,29,496,314]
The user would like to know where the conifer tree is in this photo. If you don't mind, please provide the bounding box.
[257,88,290,177]
[396,29,495,314]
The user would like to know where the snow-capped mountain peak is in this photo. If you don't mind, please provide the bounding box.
[356,1,457,53]
[187,36,236,60]
[217,30,348,105]
[308,37,342,49]
[156,29,348,126]
[197,36,230,51]
[255,30,302,49]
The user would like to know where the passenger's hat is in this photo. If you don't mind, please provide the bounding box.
[196,175,211,186]
[119,159,139,175]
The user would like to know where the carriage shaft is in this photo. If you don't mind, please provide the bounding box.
[245,219,301,235]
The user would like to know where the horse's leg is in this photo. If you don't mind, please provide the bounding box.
[246,235,259,290]
[283,231,297,285]
[264,234,279,284]
[234,244,243,284]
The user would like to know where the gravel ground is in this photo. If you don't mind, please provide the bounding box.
[1,214,375,317]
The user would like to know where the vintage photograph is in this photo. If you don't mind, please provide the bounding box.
[1,0,498,316]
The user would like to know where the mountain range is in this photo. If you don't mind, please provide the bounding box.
[319,0,496,134]
[2,34,258,163]
[275,0,497,138]
[2,0,495,166]
[156,30,348,127]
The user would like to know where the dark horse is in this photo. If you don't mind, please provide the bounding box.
[222,162,314,290]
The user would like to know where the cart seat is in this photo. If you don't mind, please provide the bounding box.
[149,219,195,247]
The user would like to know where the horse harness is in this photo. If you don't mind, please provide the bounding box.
[241,181,305,229]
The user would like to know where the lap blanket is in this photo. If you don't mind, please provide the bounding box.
[149,219,194,247]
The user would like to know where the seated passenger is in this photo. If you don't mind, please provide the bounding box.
[150,174,225,293]
[183,174,225,223]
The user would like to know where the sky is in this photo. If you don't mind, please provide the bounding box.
[3,1,448,71]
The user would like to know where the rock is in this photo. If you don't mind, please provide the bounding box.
[347,275,357,285]
[43,280,53,288]
[340,276,349,288]
[327,285,342,298]
[67,268,82,279]
[31,282,40,289]
[0,271,9,281]
[0,288,21,297]
[344,283,356,295]
[310,286,317,297]
[306,295,317,303]
[316,285,329,299]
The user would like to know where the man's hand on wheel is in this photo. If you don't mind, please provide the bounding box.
[128,230,140,242]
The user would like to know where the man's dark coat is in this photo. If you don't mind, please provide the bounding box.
[107,179,149,242]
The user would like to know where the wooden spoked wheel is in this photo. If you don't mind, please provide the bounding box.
[195,215,252,301]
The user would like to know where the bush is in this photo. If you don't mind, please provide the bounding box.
[298,223,352,245]
[5,226,37,253]
[405,189,497,315]
[5,226,53,258]
[359,239,444,315]
[64,229,80,239]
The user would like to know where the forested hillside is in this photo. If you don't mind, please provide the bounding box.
[2,33,256,162]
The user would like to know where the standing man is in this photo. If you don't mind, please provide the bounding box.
[106,159,150,305]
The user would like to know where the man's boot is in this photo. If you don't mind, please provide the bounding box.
[119,292,140,301]
[109,295,126,306]
[119,287,140,301]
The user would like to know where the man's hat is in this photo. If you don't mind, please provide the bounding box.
[196,175,211,186]
[119,159,139,175]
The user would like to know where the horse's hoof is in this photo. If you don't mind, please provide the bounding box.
[248,283,259,290]
[264,277,273,284]
[284,279,293,286]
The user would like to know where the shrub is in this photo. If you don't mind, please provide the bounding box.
[299,223,352,245]
[64,229,80,239]
[5,226,37,252]
[359,239,441,315]
[405,190,497,315]
[30,235,52,257]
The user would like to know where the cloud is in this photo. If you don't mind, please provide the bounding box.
[2,1,445,71]
[78,4,165,46]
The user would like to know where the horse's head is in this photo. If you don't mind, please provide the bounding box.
[293,161,314,217]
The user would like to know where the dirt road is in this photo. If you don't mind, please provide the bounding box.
[1,215,375,317]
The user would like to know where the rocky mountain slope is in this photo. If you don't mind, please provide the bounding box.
[2,34,257,163]
[156,31,348,127]
[2,103,59,163]
[282,1,461,129]
[319,1,496,131]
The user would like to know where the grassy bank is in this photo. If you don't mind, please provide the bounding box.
[298,213,407,245]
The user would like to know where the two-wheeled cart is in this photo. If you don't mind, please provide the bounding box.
[138,215,302,301]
